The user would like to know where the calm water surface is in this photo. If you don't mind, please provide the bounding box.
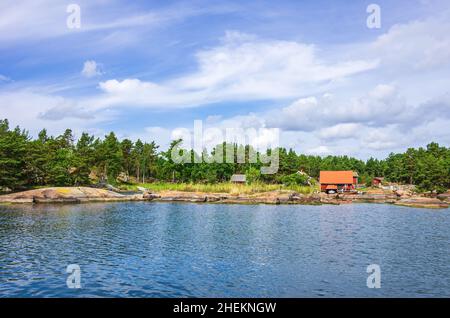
[0,202,449,297]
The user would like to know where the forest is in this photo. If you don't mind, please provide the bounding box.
[0,119,449,193]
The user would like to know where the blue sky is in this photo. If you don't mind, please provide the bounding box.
[0,0,449,158]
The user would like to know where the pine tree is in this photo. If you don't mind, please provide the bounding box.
[0,120,28,189]
[74,132,95,185]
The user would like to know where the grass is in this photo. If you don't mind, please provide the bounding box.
[120,182,316,195]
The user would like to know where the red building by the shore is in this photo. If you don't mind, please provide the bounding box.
[319,170,358,193]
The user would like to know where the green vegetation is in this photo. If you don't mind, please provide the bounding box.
[0,119,449,193]
[121,182,314,195]
[279,172,312,187]
[245,167,261,184]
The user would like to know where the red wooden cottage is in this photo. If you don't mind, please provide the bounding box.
[319,170,358,193]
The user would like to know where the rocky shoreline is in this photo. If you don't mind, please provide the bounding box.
[0,187,448,209]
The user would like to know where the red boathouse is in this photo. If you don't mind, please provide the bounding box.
[319,170,358,193]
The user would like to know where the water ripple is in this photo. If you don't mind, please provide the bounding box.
[0,202,449,297]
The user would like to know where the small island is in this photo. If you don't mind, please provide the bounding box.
[0,119,449,209]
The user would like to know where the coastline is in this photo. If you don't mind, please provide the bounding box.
[0,186,448,209]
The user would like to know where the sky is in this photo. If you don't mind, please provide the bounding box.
[0,0,449,159]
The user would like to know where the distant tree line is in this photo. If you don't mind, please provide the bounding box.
[0,119,449,193]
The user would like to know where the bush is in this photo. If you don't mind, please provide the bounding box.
[245,167,261,184]
[280,173,310,186]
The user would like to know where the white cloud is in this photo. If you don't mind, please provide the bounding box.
[0,75,10,82]
[306,145,331,155]
[370,15,450,69]
[200,83,450,157]
[266,96,321,131]
[174,31,378,98]
[318,123,362,140]
[81,60,102,78]
[93,32,378,109]
[266,84,446,132]
[88,13,450,112]
[361,126,400,150]
[97,78,210,108]
[0,1,232,45]
[0,90,111,138]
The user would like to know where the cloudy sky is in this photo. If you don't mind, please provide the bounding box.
[0,0,449,158]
